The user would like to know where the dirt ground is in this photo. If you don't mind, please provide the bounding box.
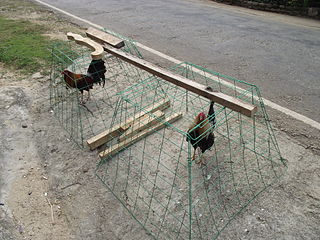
[0,1,319,240]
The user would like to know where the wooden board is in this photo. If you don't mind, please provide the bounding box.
[121,99,170,129]
[86,27,125,49]
[103,44,258,117]
[67,32,104,60]
[86,124,126,150]
[119,110,165,142]
[86,99,170,150]
[99,113,183,159]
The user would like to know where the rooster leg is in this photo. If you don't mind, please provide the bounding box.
[192,149,196,161]
[196,149,206,166]
[80,92,84,104]
[80,91,90,104]
[196,148,202,164]
[87,90,90,102]
[197,156,205,165]
[197,156,207,166]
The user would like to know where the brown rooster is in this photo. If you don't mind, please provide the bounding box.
[186,101,216,165]
[61,70,95,104]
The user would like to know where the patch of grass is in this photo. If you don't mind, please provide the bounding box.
[0,16,62,74]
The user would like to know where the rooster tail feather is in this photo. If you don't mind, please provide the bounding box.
[87,59,106,86]
[205,86,216,128]
[208,101,216,128]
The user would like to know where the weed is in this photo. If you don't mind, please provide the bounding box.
[0,17,62,74]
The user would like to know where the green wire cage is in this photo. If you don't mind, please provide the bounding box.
[95,63,286,239]
[50,30,285,239]
[49,30,148,147]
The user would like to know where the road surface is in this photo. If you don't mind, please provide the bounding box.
[37,0,320,123]
[1,1,320,239]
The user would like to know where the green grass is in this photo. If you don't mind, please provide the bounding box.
[0,16,61,74]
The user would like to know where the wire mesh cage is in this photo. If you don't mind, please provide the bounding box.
[49,31,149,147]
[95,62,286,240]
[50,29,285,239]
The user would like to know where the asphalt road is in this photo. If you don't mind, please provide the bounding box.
[40,0,320,122]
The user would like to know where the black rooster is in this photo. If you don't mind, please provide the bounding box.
[87,59,106,87]
[186,94,216,165]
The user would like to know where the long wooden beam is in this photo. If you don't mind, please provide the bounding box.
[103,44,258,117]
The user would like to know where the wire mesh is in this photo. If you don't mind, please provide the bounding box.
[49,29,285,239]
[95,62,286,239]
[49,33,149,147]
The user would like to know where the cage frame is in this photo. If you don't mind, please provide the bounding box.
[49,31,286,239]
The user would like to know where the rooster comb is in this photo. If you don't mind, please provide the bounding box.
[199,112,206,120]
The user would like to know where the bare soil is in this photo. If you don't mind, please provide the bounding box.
[0,1,319,240]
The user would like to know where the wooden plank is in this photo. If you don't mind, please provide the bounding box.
[86,99,170,150]
[86,27,125,49]
[121,99,170,129]
[119,110,165,142]
[103,44,258,117]
[86,124,125,150]
[99,113,183,159]
[66,32,104,60]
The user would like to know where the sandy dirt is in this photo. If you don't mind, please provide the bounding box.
[0,1,146,239]
[0,1,320,240]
